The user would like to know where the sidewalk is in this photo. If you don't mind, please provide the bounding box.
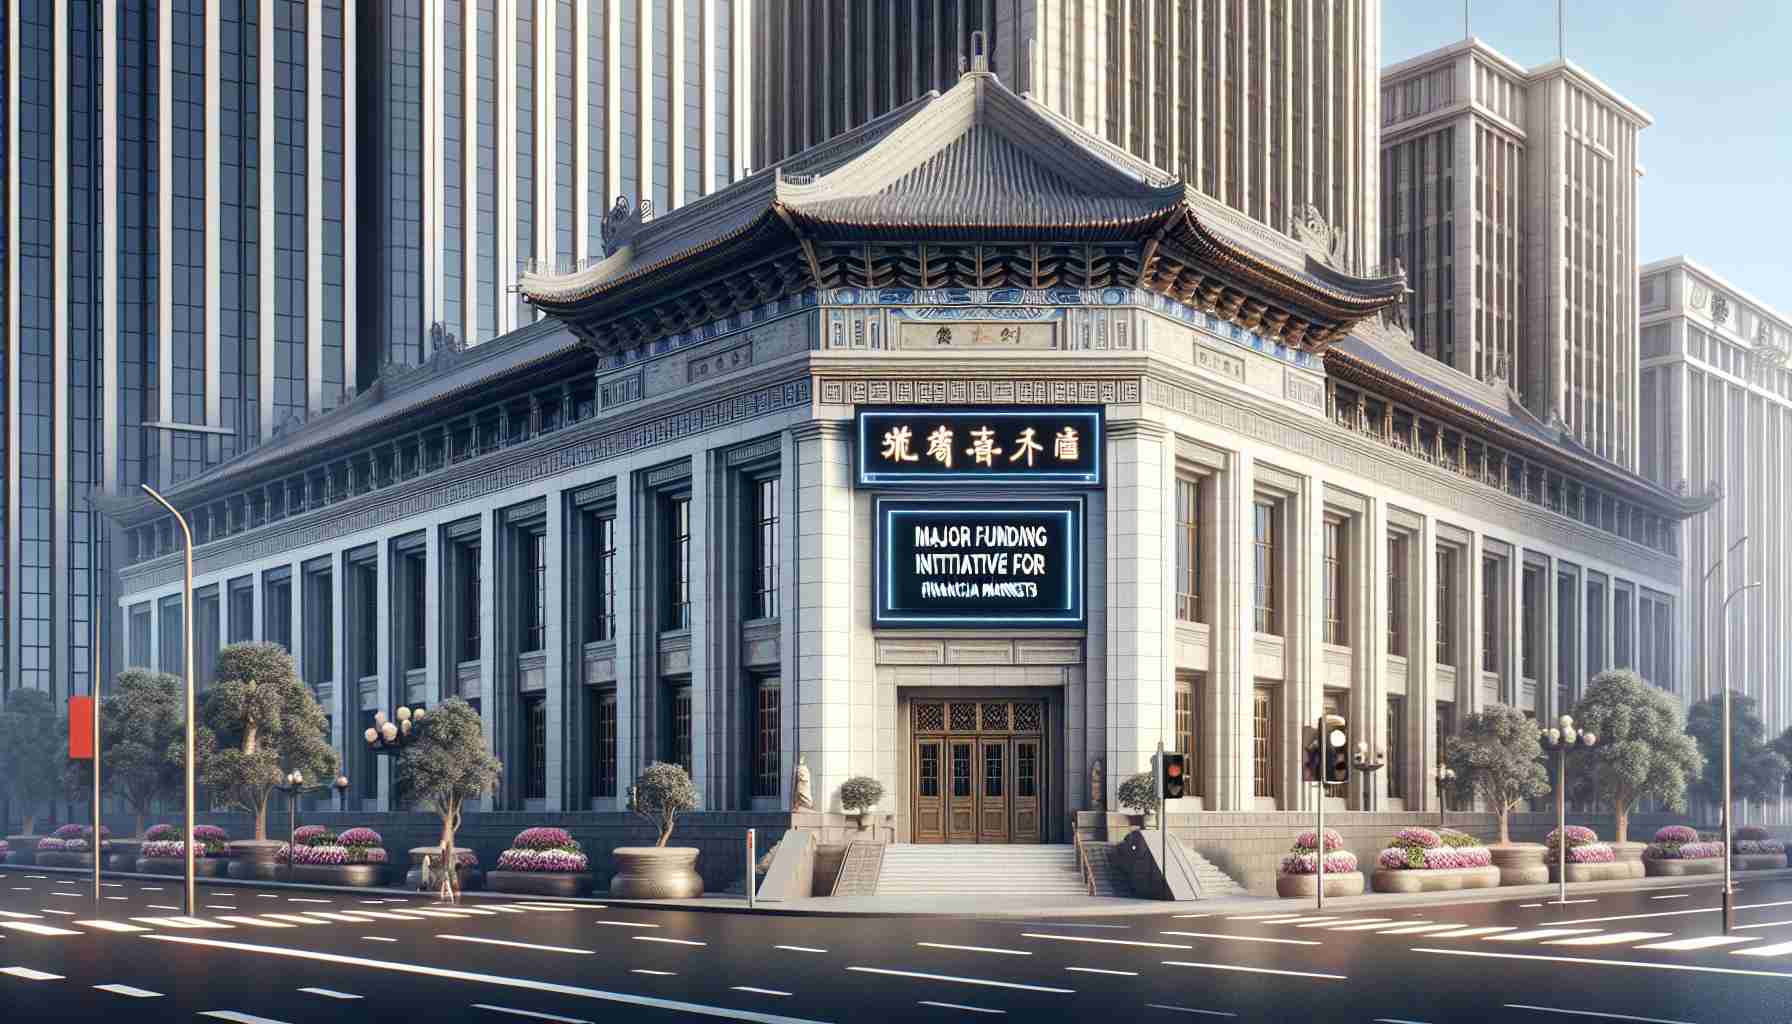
[15,861,1792,919]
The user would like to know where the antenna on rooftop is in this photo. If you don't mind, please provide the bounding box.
[1557,0,1565,61]
[1464,0,1470,40]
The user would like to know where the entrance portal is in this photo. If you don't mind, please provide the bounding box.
[910,699,1044,843]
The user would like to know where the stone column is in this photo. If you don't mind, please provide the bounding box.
[1416,514,1440,812]
[1214,451,1256,811]
[1297,478,1325,813]
[687,453,712,808]
[477,510,498,789]
[1362,497,1390,808]
[791,421,855,812]
[611,476,637,800]
[1104,421,1171,801]
[543,493,567,812]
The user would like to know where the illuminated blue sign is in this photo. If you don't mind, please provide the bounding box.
[875,498,1085,628]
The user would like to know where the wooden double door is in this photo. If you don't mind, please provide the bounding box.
[911,699,1045,844]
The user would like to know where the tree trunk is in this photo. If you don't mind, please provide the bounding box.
[438,813,455,850]
[22,814,36,836]
[1615,804,1630,845]
[1497,807,1511,845]
[253,791,270,841]
[134,812,145,839]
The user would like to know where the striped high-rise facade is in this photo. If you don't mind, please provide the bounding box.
[751,0,1384,274]
[0,0,747,705]
[1380,39,1649,470]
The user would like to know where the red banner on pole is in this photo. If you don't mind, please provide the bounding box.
[69,697,95,760]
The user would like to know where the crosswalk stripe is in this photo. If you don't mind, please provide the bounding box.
[297,913,366,924]
[129,917,231,930]
[1544,932,1674,947]
[1483,929,1604,942]
[0,911,43,919]
[215,917,294,928]
[298,988,363,1000]
[1425,927,1517,938]
[1372,924,1465,936]
[260,914,331,926]
[0,966,64,980]
[95,984,163,998]
[1330,920,1431,932]
[75,920,151,933]
[1732,940,1792,957]
[1303,918,1391,929]
[0,922,82,936]
[1636,937,1757,951]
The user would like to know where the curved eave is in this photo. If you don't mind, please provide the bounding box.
[777,205,1184,243]
[1325,346,1707,520]
[1174,209,1405,317]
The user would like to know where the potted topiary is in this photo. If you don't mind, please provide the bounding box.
[33,824,111,869]
[1276,829,1362,897]
[488,827,593,897]
[840,776,886,833]
[1371,827,1499,893]
[278,826,390,887]
[137,824,231,877]
[1642,825,1726,877]
[610,762,703,899]
[395,698,500,894]
[1117,771,1160,829]
[1734,825,1789,871]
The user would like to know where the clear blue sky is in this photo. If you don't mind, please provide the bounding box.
[1384,0,1792,307]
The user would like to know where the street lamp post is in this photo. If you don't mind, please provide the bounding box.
[1720,580,1764,933]
[1435,765,1457,831]
[365,706,444,896]
[333,774,350,813]
[140,485,197,918]
[1351,742,1386,813]
[1540,716,1598,906]
[273,770,337,882]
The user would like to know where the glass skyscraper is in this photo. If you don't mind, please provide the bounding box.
[0,1,746,704]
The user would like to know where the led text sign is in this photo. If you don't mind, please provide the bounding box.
[856,407,1102,486]
[874,499,1085,628]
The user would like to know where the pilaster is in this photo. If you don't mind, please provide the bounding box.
[792,421,854,812]
[1215,450,1255,810]
[1104,420,1171,797]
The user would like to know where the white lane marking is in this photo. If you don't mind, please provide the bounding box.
[39,909,77,916]
[1543,899,1599,906]
[47,892,83,899]
[1329,920,1432,932]
[917,942,1031,956]
[257,895,281,900]
[1018,932,1191,950]
[1169,914,1214,920]
[1553,898,1792,928]
[439,935,597,955]
[775,945,827,953]
[1412,945,1792,980]
[198,1013,294,1024]
[76,920,151,933]
[1144,1005,1236,1017]
[0,922,82,936]
[1015,922,1131,930]
[1501,1003,1694,1024]
[340,911,412,921]
[1732,939,1792,957]
[484,906,529,914]
[374,910,431,920]
[593,919,660,928]
[1483,929,1604,942]
[918,1001,1004,1015]
[846,966,1074,994]
[512,904,581,912]
[137,887,163,891]
[1,967,64,980]
[1065,966,1137,976]
[146,904,181,910]
[408,909,477,918]
[296,912,367,924]
[94,984,162,998]
[1544,932,1674,947]
[259,914,330,926]
[206,905,238,911]
[1637,936,1757,951]
[1519,904,1544,908]
[1372,1020,1434,1024]
[298,988,363,1000]
[472,1005,590,1024]
[1368,924,1467,936]
[1162,960,1346,980]
[362,936,397,942]
[1158,931,1319,947]
[441,907,498,916]
[7,887,30,891]
[1299,918,1392,928]
[1255,916,1338,926]
[327,912,383,921]
[1426,927,1518,939]
[129,917,230,930]
[632,935,706,946]
[23,875,48,880]
[0,911,43,919]
[1733,919,1792,931]
[630,969,677,977]
[1650,895,1691,901]
[104,896,130,901]
[285,898,333,904]
[215,917,293,928]
[732,987,793,997]
[146,935,837,1024]
[102,883,124,888]
[1226,913,1303,921]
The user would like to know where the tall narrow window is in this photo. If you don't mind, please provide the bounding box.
[1175,477,1203,622]
[1614,589,1633,667]
[1586,580,1606,676]
[1521,566,1540,680]
[525,697,547,800]
[1387,534,1408,656]
[229,582,255,644]
[306,572,334,685]
[1435,549,1455,666]
[461,544,482,662]
[668,683,693,776]
[752,478,780,619]
[593,514,617,641]
[1253,502,1279,635]
[666,496,692,630]
[131,606,154,666]
[1481,557,1500,673]
[1175,678,1201,799]
[1557,573,1577,709]
[408,554,427,669]
[356,564,378,679]
[523,532,547,652]
[1386,697,1406,799]
[593,689,618,798]
[1252,685,1277,800]
[1322,519,1347,645]
[752,677,781,799]
[359,710,380,799]
[266,576,293,651]
[1436,701,1455,760]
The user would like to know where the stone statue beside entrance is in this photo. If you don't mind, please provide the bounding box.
[1089,757,1105,812]
[793,754,815,811]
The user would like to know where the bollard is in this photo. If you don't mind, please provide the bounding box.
[747,829,758,909]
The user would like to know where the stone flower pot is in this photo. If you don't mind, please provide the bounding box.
[1275,871,1364,898]
[607,847,704,899]
[403,847,483,892]
[1490,844,1547,886]
[1371,866,1502,893]
[487,871,594,898]
[107,839,144,873]
[287,863,389,887]
[1733,853,1789,871]
[1547,860,1629,883]
[226,840,287,881]
[1643,857,1724,877]
[4,835,42,866]
[137,856,225,877]
[34,851,97,869]
[1611,842,1648,879]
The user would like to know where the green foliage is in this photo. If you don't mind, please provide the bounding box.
[395,698,502,851]
[1445,703,1549,843]
[195,643,339,840]
[60,671,183,837]
[1687,692,1789,810]
[1569,670,1703,843]
[0,689,66,833]
[839,775,886,814]
[1775,726,1792,792]
[1117,771,1160,815]
[630,762,699,847]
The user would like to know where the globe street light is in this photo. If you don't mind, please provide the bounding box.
[333,774,350,814]
[273,768,337,883]
[1540,715,1598,906]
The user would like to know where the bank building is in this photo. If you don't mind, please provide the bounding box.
[110,53,1706,893]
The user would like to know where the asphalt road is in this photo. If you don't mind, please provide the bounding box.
[2,868,1791,1023]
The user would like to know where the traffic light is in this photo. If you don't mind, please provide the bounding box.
[1160,752,1187,800]
[1325,723,1351,785]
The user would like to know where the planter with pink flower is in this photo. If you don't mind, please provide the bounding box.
[487,827,594,897]
[136,824,231,877]
[1275,829,1363,898]
[1371,827,1500,893]
[1642,826,1725,877]
[1732,826,1789,871]
[276,826,391,886]
[33,824,112,869]
[1544,826,1628,883]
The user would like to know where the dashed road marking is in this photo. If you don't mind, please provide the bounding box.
[916,942,1031,956]
[471,1005,589,1024]
[846,966,1074,994]
[1635,936,1755,951]
[1065,967,1136,976]
[1144,1005,1236,1017]
[774,945,827,953]
[1732,939,1792,957]
[439,935,596,955]
[0,922,82,936]
[1158,931,1319,947]
[918,1000,1004,1015]
[75,920,151,933]
[1483,929,1604,942]
[1544,932,1673,947]
[1424,927,1517,939]
[1018,933,1190,950]
[732,987,792,997]
[1161,961,1346,981]
[297,988,363,1000]
[94,984,163,998]
[632,935,706,947]
[0,966,64,981]
[1500,1003,1693,1023]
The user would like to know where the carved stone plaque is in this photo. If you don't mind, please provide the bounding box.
[897,321,1058,350]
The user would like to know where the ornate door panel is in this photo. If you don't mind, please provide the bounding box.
[978,739,1010,843]
[947,740,977,843]
[913,740,944,844]
[1012,739,1042,842]
[912,699,1048,844]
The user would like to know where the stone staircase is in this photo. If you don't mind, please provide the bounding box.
[1181,845,1251,898]
[873,844,1091,897]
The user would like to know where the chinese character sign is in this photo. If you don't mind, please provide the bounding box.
[855,408,1102,486]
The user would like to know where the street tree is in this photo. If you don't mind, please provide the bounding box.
[1775,726,1792,795]
[0,689,67,835]
[395,698,502,863]
[1687,692,1789,828]
[631,762,699,847]
[1569,669,1703,843]
[1443,702,1549,845]
[77,671,183,837]
[195,642,339,841]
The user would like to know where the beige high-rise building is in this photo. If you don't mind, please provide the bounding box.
[749,0,1383,273]
[1380,39,1649,470]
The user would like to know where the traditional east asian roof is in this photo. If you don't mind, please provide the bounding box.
[521,58,1406,357]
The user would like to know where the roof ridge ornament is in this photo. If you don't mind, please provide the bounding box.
[967,30,990,75]
[601,195,651,258]
[1293,203,1348,271]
